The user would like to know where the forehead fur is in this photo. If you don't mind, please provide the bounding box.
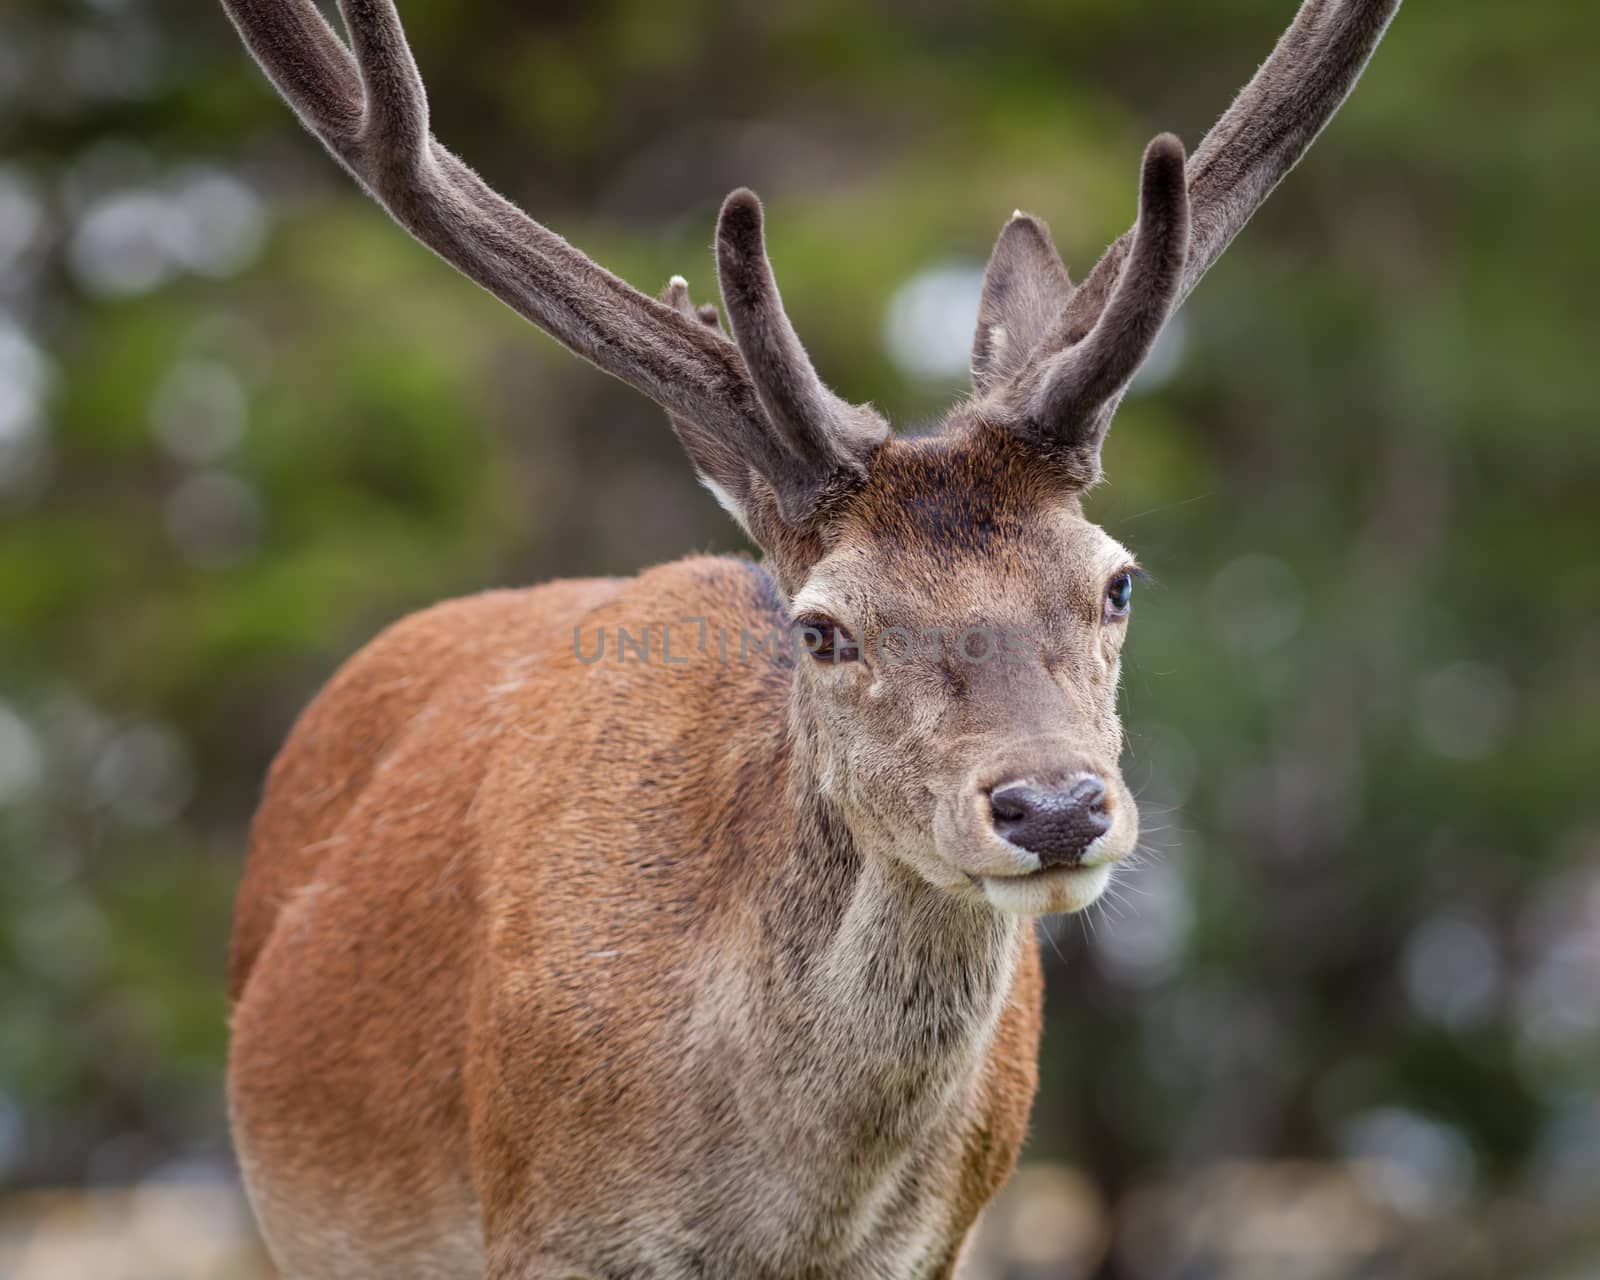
[832,419,1087,564]
[785,416,1134,635]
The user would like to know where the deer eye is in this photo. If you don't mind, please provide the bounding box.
[795,615,861,663]
[1105,571,1134,619]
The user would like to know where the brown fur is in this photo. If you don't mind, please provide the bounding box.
[218,0,1400,1273]
[229,509,1046,1277]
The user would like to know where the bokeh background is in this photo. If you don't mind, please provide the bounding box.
[1,0,1597,1276]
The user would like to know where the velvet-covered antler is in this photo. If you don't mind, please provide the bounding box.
[219,0,883,523]
[977,0,1402,471]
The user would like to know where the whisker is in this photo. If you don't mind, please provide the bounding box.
[1112,490,1217,528]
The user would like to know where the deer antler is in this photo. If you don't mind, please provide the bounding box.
[220,0,884,523]
[1029,134,1190,449]
[979,0,1402,468]
[715,191,890,481]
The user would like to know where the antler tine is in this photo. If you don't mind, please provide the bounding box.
[1183,0,1399,293]
[1064,0,1400,340]
[715,191,888,475]
[658,274,753,519]
[220,0,364,143]
[1031,134,1189,449]
[662,275,726,337]
[341,0,429,161]
[220,0,859,520]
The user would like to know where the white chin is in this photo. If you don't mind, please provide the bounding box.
[979,863,1113,917]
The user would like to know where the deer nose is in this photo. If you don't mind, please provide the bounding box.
[989,777,1110,870]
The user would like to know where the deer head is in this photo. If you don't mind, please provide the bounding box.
[223,0,1399,917]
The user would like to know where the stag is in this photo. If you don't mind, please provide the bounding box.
[220,1,1400,1275]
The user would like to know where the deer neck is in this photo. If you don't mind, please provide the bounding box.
[703,688,1023,1181]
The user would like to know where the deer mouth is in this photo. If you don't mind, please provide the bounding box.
[976,862,1114,917]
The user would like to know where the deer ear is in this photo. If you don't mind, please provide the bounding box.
[971,212,1074,396]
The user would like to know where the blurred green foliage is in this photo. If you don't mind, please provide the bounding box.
[1,0,1597,1274]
